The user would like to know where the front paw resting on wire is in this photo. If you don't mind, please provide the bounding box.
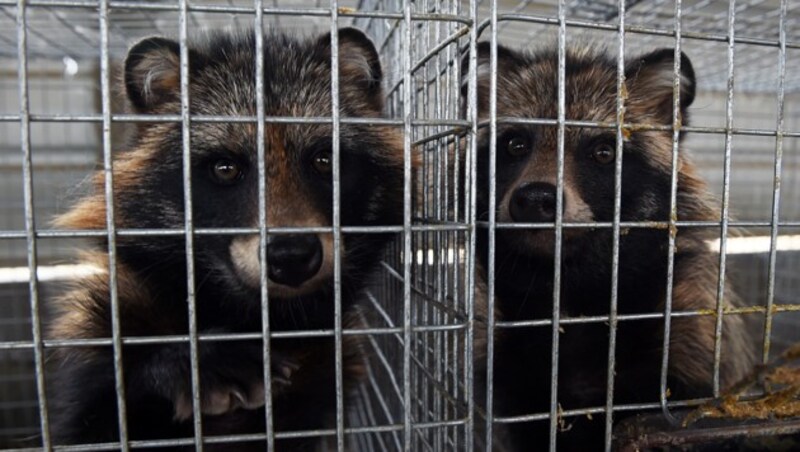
[172,354,300,420]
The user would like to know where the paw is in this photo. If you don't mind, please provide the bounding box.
[203,382,266,416]
[171,358,300,420]
[173,382,265,421]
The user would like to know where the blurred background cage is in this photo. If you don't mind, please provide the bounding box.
[0,0,798,450]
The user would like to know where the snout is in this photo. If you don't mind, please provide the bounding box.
[229,232,336,297]
[499,179,596,257]
[266,234,323,287]
[509,182,558,223]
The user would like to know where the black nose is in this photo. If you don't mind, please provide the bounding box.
[509,182,558,223]
[266,234,323,287]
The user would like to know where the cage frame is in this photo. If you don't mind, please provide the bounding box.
[0,0,798,451]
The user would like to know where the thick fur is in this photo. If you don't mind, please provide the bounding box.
[48,29,405,450]
[465,43,756,450]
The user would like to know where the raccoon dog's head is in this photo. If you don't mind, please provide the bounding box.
[58,29,404,300]
[468,43,706,258]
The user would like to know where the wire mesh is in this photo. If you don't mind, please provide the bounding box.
[350,2,476,449]
[0,0,798,451]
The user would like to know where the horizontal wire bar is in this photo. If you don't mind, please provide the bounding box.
[0,221,796,241]
[0,323,472,350]
[2,114,795,138]
[477,13,800,50]
[492,398,711,424]
[413,127,466,147]
[0,223,469,239]
[0,1,472,24]
[0,114,469,128]
[483,220,800,229]
[493,303,797,329]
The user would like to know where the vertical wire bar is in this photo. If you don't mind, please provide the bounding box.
[429,7,443,447]
[444,3,460,443]
[549,0,568,449]
[328,3,346,450]
[98,0,129,448]
[177,0,204,448]
[404,8,416,452]
[464,1,479,450]
[426,11,450,450]
[419,3,430,437]
[712,0,737,397]
[603,0,626,449]
[15,1,51,449]
[432,10,441,445]
[413,28,423,431]
[485,0,499,449]
[762,0,787,364]
[446,0,457,318]
[402,1,413,449]
[253,2,275,451]
[659,0,684,426]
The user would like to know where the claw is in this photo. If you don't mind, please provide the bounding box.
[173,393,193,422]
[274,359,301,380]
[231,389,247,409]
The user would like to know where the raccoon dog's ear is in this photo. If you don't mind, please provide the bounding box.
[124,37,204,112]
[625,49,696,124]
[460,42,525,106]
[317,28,383,103]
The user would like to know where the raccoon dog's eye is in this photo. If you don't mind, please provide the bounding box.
[210,159,244,185]
[506,135,531,157]
[592,144,616,165]
[312,151,332,175]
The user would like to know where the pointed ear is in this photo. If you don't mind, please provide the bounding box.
[124,37,204,112]
[317,27,383,104]
[460,42,525,109]
[625,49,696,124]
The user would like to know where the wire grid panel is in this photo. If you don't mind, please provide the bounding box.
[348,1,476,450]
[487,0,800,93]
[0,0,473,450]
[478,1,799,451]
[0,67,99,267]
[0,0,368,60]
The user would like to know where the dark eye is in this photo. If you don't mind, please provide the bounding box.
[506,135,530,157]
[592,144,616,165]
[312,150,332,175]
[209,159,244,185]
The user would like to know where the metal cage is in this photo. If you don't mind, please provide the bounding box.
[0,0,798,451]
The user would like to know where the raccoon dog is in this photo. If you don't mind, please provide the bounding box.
[48,28,404,450]
[467,43,756,449]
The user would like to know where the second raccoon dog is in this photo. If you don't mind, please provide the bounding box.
[468,43,755,449]
[48,29,404,450]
